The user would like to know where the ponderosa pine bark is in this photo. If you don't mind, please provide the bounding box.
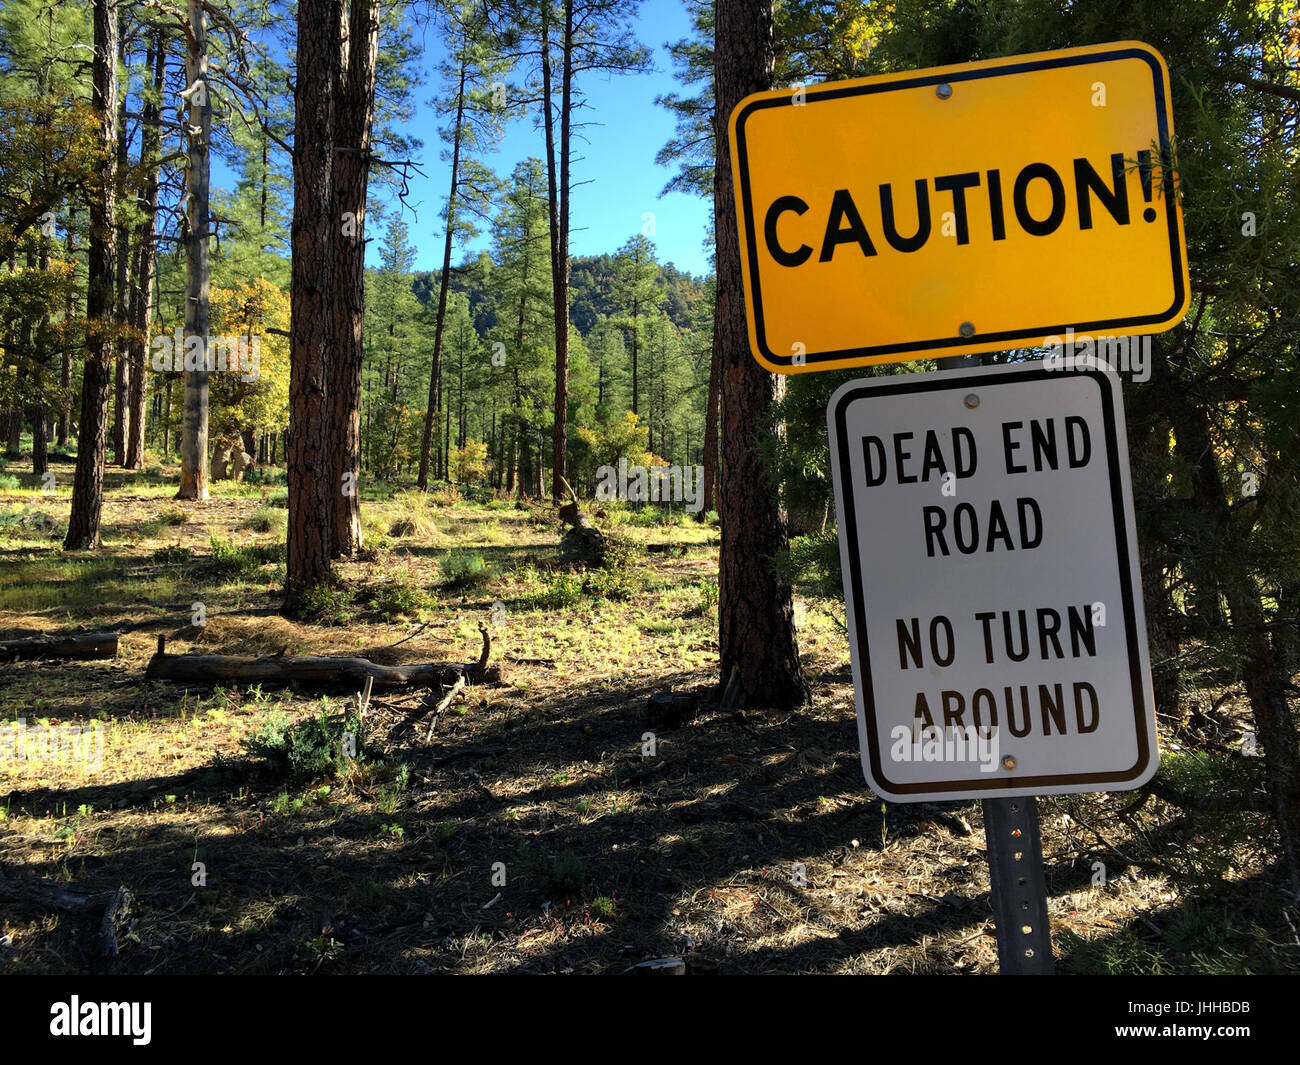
[125,32,164,471]
[327,0,378,558]
[286,0,342,602]
[713,0,807,709]
[701,325,720,516]
[112,40,130,469]
[65,0,118,551]
[177,0,211,500]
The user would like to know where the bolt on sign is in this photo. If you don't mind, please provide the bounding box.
[729,41,1189,372]
[826,360,1158,802]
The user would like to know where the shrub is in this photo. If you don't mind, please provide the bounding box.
[582,564,644,601]
[158,505,189,526]
[429,484,463,506]
[440,549,490,589]
[240,506,287,535]
[152,544,192,565]
[243,466,286,486]
[367,567,432,618]
[0,506,57,532]
[245,701,361,780]
[543,849,587,895]
[518,842,588,896]
[530,571,584,609]
[291,581,356,625]
[209,536,284,576]
[692,577,719,616]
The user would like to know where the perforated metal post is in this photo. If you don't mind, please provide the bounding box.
[937,352,1054,975]
[982,795,1054,973]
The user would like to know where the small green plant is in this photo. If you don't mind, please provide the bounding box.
[243,467,286,486]
[546,849,586,895]
[378,822,404,839]
[291,581,356,625]
[306,935,344,964]
[693,578,719,615]
[152,543,192,564]
[240,506,287,535]
[367,566,432,618]
[245,701,360,780]
[581,563,644,601]
[208,536,281,576]
[440,549,490,589]
[530,571,584,609]
[1059,928,1171,976]
[589,896,615,920]
[158,505,189,526]
[0,473,21,490]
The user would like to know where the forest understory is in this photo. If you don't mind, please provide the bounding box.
[1,460,1294,976]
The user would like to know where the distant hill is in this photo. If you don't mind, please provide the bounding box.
[411,254,710,338]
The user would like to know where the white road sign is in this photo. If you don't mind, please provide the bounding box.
[827,360,1158,802]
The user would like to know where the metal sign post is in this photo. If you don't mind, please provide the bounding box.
[982,795,1054,973]
[940,354,1053,976]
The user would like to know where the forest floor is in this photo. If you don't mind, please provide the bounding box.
[0,456,1297,975]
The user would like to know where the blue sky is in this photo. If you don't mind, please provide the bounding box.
[379,0,713,277]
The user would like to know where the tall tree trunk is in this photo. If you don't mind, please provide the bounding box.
[65,0,118,551]
[112,39,130,469]
[418,55,468,491]
[58,212,75,446]
[126,32,163,471]
[631,298,639,417]
[544,1,574,503]
[31,236,50,477]
[328,0,378,558]
[28,241,50,478]
[30,405,48,476]
[286,0,341,602]
[713,0,807,709]
[177,0,211,500]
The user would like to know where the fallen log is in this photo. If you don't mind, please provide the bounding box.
[0,864,131,960]
[0,631,119,662]
[144,625,493,693]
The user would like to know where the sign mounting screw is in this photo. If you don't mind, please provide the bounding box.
[936,83,953,99]
[959,321,975,337]
[1001,755,1017,770]
[964,393,979,409]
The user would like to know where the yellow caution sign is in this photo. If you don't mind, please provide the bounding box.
[729,42,1189,373]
